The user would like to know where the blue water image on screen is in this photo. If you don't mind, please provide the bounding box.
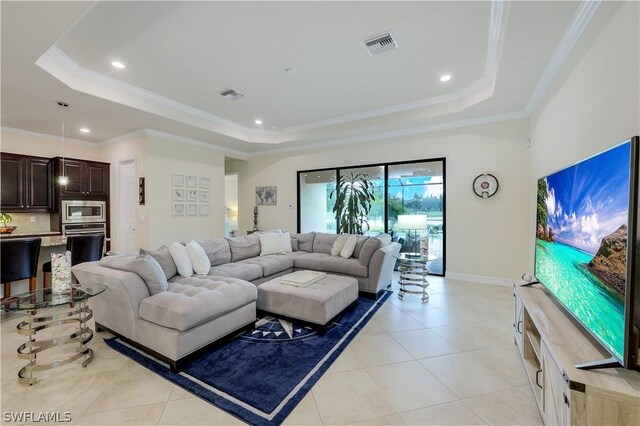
[535,141,630,360]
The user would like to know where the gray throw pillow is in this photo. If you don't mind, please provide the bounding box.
[353,235,370,258]
[197,238,231,266]
[226,234,261,262]
[294,232,316,253]
[377,233,392,247]
[140,245,177,279]
[290,236,299,251]
[100,254,168,295]
[359,237,382,266]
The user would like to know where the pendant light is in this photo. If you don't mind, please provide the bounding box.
[57,101,69,186]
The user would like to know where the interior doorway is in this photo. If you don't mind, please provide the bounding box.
[117,159,138,253]
[225,174,238,237]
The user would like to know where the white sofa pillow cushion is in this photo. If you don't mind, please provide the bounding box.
[331,234,349,256]
[169,242,193,278]
[281,232,293,253]
[260,233,286,256]
[340,235,357,258]
[186,240,211,275]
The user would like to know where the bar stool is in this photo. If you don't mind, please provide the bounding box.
[1,238,42,299]
[42,234,105,288]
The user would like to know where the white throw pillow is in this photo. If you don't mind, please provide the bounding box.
[281,232,293,253]
[260,233,286,256]
[186,240,211,275]
[331,234,349,256]
[168,242,193,278]
[340,235,357,258]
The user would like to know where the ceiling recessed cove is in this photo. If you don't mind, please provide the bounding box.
[362,32,398,56]
[219,89,244,101]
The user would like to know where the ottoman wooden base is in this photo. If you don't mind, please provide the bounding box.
[257,273,359,327]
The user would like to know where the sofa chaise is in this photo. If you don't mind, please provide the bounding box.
[72,232,400,371]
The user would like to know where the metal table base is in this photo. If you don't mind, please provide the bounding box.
[16,299,94,385]
[398,257,430,303]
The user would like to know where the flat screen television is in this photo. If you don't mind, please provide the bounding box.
[534,136,640,370]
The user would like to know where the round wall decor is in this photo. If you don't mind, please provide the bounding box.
[473,173,499,198]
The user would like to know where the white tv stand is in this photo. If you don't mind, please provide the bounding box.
[513,284,640,425]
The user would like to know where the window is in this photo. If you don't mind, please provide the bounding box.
[298,169,337,233]
[297,158,445,276]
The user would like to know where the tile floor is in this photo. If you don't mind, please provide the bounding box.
[0,275,542,425]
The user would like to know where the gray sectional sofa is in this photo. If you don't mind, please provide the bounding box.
[72,232,400,371]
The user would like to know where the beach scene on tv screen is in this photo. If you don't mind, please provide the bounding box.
[535,141,630,359]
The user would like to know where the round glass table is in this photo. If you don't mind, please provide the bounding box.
[396,253,436,303]
[1,283,107,385]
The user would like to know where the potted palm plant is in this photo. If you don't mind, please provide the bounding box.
[0,212,16,234]
[330,172,376,234]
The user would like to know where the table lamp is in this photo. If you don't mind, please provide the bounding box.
[397,214,429,257]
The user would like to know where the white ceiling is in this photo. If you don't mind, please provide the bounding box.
[0,1,612,156]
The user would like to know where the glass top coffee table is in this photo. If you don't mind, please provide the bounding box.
[1,283,107,385]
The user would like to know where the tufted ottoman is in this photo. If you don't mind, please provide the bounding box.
[257,273,359,330]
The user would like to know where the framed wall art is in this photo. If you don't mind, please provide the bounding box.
[173,203,185,216]
[187,175,198,188]
[173,173,185,187]
[187,189,199,202]
[255,186,277,205]
[173,188,185,201]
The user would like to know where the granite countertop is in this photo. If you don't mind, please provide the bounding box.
[0,232,66,247]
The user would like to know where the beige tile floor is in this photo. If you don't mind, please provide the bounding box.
[0,275,542,425]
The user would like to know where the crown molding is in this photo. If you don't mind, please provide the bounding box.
[524,0,601,115]
[99,129,149,146]
[0,126,97,147]
[253,110,529,157]
[35,1,506,143]
[142,129,251,160]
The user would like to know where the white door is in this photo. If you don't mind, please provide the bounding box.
[118,159,137,253]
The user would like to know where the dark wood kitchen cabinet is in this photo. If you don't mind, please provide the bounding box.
[0,153,51,212]
[51,157,109,199]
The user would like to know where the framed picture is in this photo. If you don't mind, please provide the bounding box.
[200,190,210,202]
[173,173,185,187]
[256,186,277,205]
[200,177,210,188]
[200,204,210,216]
[187,189,199,202]
[139,177,145,205]
[187,203,198,215]
[173,188,185,201]
[173,203,185,216]
[187,175,198,187]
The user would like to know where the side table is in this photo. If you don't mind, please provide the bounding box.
[1,283,107,385]
[396,253,435,303]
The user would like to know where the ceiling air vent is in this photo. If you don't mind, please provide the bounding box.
[219,89,244,101]
[362,32,398,56]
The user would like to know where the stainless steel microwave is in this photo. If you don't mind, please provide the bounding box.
[61,200,106,223]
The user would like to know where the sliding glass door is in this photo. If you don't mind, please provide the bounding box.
[297,158,445,276]
[387,161,444,275]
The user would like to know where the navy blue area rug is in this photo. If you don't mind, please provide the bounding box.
[105,291,390,426]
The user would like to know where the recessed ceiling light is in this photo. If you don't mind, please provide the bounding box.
[254,119,263,125]
[285,68,297,75]
[111,61,125,69]
[79,128,90,133]
[440,74,452,82]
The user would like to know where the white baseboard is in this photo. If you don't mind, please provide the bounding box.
[444,271,515,287]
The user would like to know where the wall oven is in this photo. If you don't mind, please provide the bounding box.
[61,200,106,224]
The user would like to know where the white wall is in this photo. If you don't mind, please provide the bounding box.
[146,135,226,248]
[529,1,640,269]
[101,135,149,251]
[228,119,531,280]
